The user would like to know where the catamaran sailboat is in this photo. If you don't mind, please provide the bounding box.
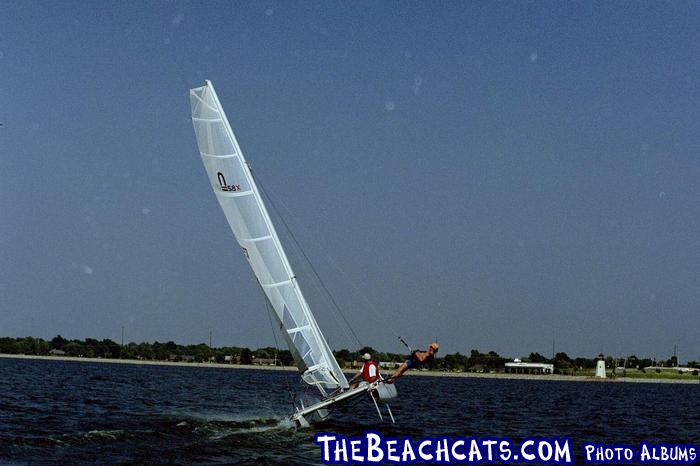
[189,80,397,427]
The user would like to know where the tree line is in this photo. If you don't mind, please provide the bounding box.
[0,336,696,372]
[0,336,283,365]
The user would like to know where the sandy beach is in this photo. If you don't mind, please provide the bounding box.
[2,353,697,384]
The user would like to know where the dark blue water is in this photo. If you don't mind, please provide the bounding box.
[1,358,697,464]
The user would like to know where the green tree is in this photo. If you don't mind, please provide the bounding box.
[51,335,67,350]
[527,352,549,363]
[357,346,378,357]
[0,337,20,354]
[638,358,653,368]
[442,352,467,371]
[36,339,49,355]
[467,349,483,366]
[136,342,153,359]
[554,352,573,371]
[627,355,639,368]
[16,337,35,354]
[240,347,253,364]
[278,350,293,366]
[253,347,272,360]
[64,341,83,357]
[189,343,210,362]
[333,348,352,361]
[484,350,507,370]
[574,357,595,369]
[385,352,405,362]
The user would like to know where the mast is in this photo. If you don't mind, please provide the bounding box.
[189,81,348,394]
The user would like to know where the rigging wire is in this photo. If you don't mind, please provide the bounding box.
[284,251,357,352]
[250,165,364,349]
[319,248,405,350]
[260,284,297,407]
[265,190,405,349]
[254,173,405,352]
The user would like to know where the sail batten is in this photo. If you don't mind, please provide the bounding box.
[288,324,312,334]
[200,152,239,159]
[193,116,223,122]
[189,81,349,392]
[240,234,273,243]
[214,189,254,198]
[261,279,295,289]
[190,92,219,112]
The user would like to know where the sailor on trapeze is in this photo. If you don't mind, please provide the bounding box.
[386,342,439,383]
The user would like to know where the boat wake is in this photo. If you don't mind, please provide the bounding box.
[153,411,296,440]
[19,412,294,452]
[187,416,295,439]
[50,429,137,445]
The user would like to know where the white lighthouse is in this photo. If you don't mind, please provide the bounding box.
[595,353,606,378]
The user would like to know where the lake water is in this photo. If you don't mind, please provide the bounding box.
[1,358,697,464]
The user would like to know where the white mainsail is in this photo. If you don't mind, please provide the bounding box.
[189,81,349,394]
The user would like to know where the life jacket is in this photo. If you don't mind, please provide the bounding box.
[361,360,379,382]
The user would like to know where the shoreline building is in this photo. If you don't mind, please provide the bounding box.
[505,359,553,375]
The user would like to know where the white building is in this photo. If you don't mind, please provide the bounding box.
[505,359,553,375]
[378,361,401,369]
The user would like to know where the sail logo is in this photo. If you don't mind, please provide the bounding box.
[217,172,241,192]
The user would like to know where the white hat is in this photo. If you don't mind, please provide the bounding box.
[362,353,371,360]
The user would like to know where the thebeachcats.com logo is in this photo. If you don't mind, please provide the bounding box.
[314,432,698,465]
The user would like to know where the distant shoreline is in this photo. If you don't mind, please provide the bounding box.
[1,354,697,384]
[0,353,297,372]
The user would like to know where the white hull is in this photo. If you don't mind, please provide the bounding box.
[290,380,398,427]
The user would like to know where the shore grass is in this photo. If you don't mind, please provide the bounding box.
[614,370,698,381]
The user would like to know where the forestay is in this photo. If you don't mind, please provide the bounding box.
[189,81,348,394]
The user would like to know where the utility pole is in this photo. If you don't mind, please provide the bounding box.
[552,338,555,360]
[121,326,124,359]
[209,330,213,363]
[673,344,677,367]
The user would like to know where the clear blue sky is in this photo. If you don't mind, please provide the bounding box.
[1,1,698,361]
